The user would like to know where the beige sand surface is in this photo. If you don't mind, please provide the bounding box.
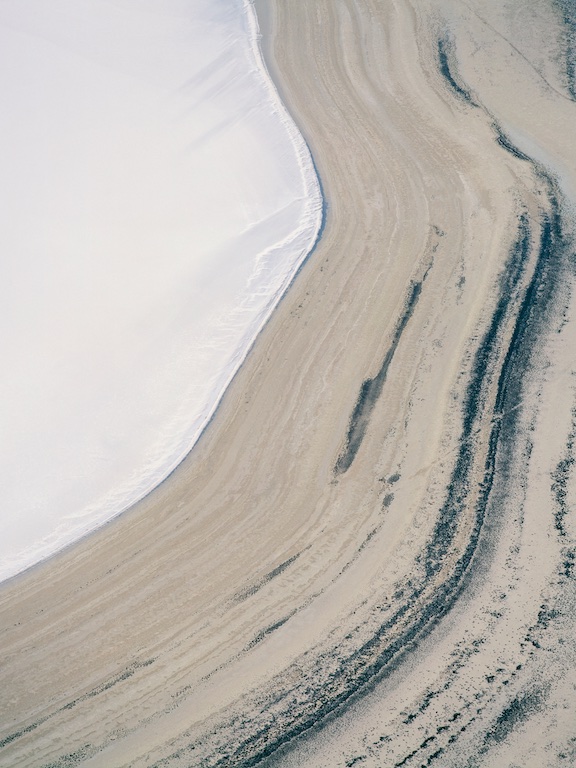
[2,1,576,766]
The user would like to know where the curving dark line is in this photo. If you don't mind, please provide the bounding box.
[437,37,477,106]
[493,123,532,163]
[1,659,155,753]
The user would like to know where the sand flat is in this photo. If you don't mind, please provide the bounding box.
[2,0,576,766]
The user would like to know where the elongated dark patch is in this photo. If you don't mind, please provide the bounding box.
[437,37,476,105]
[335,278,425,474]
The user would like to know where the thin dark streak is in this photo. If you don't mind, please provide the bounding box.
[335,276,427,475]
[493,123,532,163]
[40,744,92,768]
[245,613,295,652]
[233,551,302,603]
[437,37,477,106]
[0,659,155,751]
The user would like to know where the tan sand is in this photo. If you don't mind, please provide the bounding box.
[1,1,576,766]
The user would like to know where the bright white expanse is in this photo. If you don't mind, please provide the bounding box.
[0,0,321,581]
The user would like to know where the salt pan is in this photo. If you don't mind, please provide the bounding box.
[0,0,322,581]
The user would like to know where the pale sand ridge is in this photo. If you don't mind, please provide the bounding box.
[1,1,576,766]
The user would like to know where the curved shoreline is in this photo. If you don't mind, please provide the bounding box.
[0,0,323,585]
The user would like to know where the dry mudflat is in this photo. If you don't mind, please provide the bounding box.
[2,0,576,766]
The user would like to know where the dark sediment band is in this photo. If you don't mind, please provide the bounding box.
[437,36,477,106]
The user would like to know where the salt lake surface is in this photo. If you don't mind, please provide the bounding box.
[0,0,321,582]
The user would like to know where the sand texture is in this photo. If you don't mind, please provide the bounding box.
[2,0,576,765]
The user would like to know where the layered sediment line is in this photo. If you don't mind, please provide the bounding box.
[335,272,429,475]
[2,1,576,767]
